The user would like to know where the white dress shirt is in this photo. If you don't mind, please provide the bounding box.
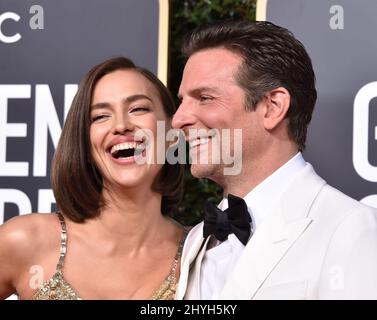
[200,152,307,299]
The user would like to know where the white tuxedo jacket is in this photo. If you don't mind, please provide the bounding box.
[176,164,377,299]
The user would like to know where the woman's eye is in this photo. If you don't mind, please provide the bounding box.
[91,114,108,122]
[131,106,149,113]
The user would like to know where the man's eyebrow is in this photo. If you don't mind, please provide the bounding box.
[91,94,153,110]
[178,87,219,100]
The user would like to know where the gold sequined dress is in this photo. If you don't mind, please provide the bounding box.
[33,212,188,300]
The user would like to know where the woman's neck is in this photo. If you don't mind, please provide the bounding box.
[68,185,176,254]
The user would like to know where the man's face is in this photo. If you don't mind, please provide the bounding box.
[172,48,265,184]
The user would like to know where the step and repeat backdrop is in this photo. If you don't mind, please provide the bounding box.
[0,0,169,224]
[258,0,377,208]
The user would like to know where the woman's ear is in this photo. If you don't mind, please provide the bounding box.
[263,87,291,130]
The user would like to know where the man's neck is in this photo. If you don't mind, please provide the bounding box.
[222,148,300,197]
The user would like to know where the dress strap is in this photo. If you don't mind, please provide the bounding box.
[168,227,190,283]
[56,212,68,273]
[150,226,190,300]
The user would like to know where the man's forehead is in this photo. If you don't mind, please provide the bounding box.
[179,69,239,96]
[188,47,242,65]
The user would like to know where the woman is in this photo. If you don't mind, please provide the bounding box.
[0,57,186,300]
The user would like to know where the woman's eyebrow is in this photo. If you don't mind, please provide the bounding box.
[91,94,153,110]
[90,102,111,110]
[124,94,153,104]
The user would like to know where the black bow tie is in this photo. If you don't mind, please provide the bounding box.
[203,194,251,245]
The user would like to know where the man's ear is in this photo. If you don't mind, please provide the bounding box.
[263,87,291,130]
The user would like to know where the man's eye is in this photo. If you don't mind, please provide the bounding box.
[199,95,213,102]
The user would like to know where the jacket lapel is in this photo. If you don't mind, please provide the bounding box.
[176,222,206,299]
[184,236,212,299]
[219,164,326,299]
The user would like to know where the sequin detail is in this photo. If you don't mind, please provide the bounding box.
[150,227,188,300]
[33,271,81,300]
[33,212,81,300]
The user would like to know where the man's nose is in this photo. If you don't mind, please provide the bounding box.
[172,100,196,130]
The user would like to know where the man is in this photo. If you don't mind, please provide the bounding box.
[172,20,377,299]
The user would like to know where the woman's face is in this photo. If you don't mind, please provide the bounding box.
[89,69,168,191]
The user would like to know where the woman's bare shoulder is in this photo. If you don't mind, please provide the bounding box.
[0,213,60,298]
[0,213,60,259]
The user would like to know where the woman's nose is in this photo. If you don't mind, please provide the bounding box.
[111,113,135,134]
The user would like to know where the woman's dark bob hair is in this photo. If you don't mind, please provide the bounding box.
[51,57,183,222]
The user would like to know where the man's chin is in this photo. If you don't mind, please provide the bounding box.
[190,163,216,179]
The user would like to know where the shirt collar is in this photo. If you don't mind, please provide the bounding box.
[219,152,306,232]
